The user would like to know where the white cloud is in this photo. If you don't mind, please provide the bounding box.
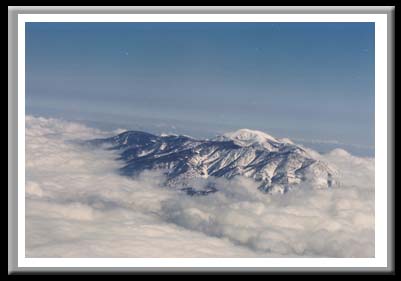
[25,116,375,258]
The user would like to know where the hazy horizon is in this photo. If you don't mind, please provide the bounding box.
[26,22,375,156]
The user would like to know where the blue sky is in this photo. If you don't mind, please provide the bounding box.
[25,22,375,156]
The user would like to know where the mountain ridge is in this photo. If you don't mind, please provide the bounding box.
[89,128,337,194]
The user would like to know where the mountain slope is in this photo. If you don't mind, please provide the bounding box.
[89,129,336,194]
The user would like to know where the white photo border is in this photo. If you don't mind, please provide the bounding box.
[17,13,387,268]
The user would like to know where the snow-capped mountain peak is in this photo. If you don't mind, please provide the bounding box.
[224,128,279,145]
[89,129,337,195]
[277,137,294,145]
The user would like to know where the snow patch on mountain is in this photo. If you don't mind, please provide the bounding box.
[224,128,279,145]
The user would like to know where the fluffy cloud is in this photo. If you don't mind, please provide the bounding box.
[25,116,375,258]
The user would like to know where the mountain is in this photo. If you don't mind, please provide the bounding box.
[88,129,336,194]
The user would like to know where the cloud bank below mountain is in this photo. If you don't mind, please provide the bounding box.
[25,116,375,258]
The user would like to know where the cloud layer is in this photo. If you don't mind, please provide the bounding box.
[25,116,375,257]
